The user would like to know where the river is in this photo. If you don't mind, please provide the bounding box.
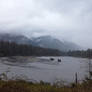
[0,56,91,84]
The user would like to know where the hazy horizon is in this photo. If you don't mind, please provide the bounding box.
[0,0,92,48]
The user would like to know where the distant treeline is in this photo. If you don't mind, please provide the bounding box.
[0,41,62,57]
[0,41,92,58]
[67,49,92,58]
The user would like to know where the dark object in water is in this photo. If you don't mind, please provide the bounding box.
[58,59,61,62]
[50,58,54,61]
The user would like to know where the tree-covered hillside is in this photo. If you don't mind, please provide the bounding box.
[0,41,62,57]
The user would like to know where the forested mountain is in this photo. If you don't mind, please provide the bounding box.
[0,33,90,57]
[0,33,80,52]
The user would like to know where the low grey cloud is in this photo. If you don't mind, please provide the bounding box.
[0,0,92,48]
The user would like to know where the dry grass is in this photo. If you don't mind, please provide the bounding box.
[0,80,92,92]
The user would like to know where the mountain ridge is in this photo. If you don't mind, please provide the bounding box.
[0,33,81,52]
[32,35,81,51]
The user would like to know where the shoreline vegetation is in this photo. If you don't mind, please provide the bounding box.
[67,49,92,58]
[0,79,92,92]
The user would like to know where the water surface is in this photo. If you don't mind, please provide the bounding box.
[0,56,91,84]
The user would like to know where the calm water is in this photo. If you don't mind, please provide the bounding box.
[0,56,91,84]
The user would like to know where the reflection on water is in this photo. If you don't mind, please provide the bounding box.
[0,56,91,84]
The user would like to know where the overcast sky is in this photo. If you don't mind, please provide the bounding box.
[0,0,92,48]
